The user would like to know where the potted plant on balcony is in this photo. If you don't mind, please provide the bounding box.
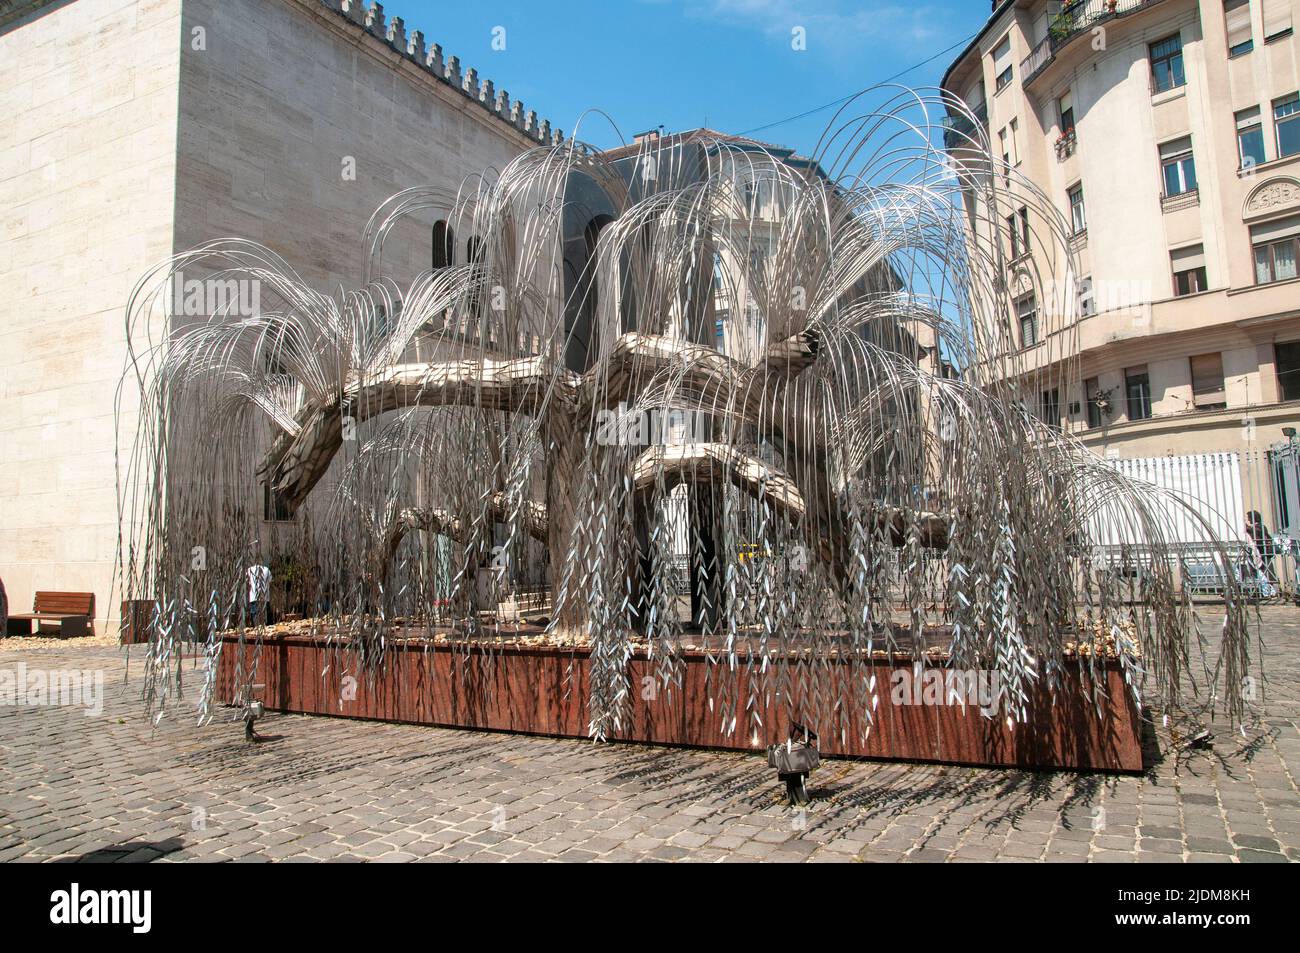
[1055,126,1076,158]
[1106,0,1118,13]
[1048,11,1077,41]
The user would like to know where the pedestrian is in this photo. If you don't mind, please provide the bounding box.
[1245,510,1278,597]
[247,559,272,626]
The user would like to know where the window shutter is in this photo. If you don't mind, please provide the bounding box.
[1150,34,1182,60]
[1264,0,1293,38]
[1171,243,1206,271]
[1226,0,1253,49]
[993,35,1012,76]
[1251,213,1300,244]
[1190,353,1226,406]
[1160,136,1193,159]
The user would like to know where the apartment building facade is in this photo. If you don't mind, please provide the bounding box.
[943,0,1300,468]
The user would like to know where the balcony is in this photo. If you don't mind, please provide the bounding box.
[1020,0,1167,89]
[1054,128,1077,160]
[942,99,988,151]
[1160,187,1198,212]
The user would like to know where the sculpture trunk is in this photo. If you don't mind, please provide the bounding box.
[545,407,584,632]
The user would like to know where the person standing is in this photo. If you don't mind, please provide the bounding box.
[1245,511,1278,597]
[246,560,272,626]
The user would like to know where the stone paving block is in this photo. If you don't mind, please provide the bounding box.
[2,609,1299,863]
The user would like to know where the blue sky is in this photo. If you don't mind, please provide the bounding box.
[376,0,990,159]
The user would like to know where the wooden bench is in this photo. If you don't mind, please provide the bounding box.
[6,591,95,638]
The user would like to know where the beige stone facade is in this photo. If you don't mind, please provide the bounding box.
[943,0,1300,465]
[0,0,558,633]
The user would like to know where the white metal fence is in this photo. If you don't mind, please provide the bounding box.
[1098,444,1300,599]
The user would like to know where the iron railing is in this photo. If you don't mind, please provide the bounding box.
[1020,0,1167,89]
[942,99,988,151]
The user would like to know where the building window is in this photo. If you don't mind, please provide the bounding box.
[1008,207,1029,257]
[1254,237,1299,283]
[1264,0,1293,41]
[1068,183,1086,234]
[1173,264,1207,296]
[1016,292,1039,347]
[1252,214,1300,283]
[1078,275,1095,316]
[432,220,454,269]
[1125,366,1152,421]
[1236,107,1266,168]
[1277,341,1300,400]
[1190,352,1227,410]
[1225,0,1254,56]
[1159,137,1197,196]
[1149,34,1185,93]
[1171,244,1207,296]
[1041,387,1060,429]
[993,35,1013,91]
[1172,265,1207,295]
[1058,91,1075,133]
[263,483,295,522]
[1085,376,1104,428]
[1275,93,1300,158]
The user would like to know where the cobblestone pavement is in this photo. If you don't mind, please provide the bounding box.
[1,608,1297,863]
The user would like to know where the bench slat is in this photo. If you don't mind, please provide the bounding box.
[32,591,95,615]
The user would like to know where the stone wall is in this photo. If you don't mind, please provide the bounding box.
[174,0,555,291]
[0,0,183,634]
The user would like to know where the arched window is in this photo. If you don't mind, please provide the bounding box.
[582,214,613,315]
[432,221,455,269]
[465,236,484,324]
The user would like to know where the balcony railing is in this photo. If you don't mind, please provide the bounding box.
[1054,128,1077,160]
[942,99,988,151]
[1160,187,1199,211]
[1020,0,1166,88]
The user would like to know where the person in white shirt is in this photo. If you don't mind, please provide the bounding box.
[246,562,271,626]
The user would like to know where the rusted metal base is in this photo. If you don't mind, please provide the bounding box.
[213,633,1144,771]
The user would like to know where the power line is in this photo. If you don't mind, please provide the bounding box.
[738,31,979,137]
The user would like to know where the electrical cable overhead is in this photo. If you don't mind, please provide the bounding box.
[738,30,979,137]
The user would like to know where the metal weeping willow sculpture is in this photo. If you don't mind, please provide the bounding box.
[116,88,1252,754]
